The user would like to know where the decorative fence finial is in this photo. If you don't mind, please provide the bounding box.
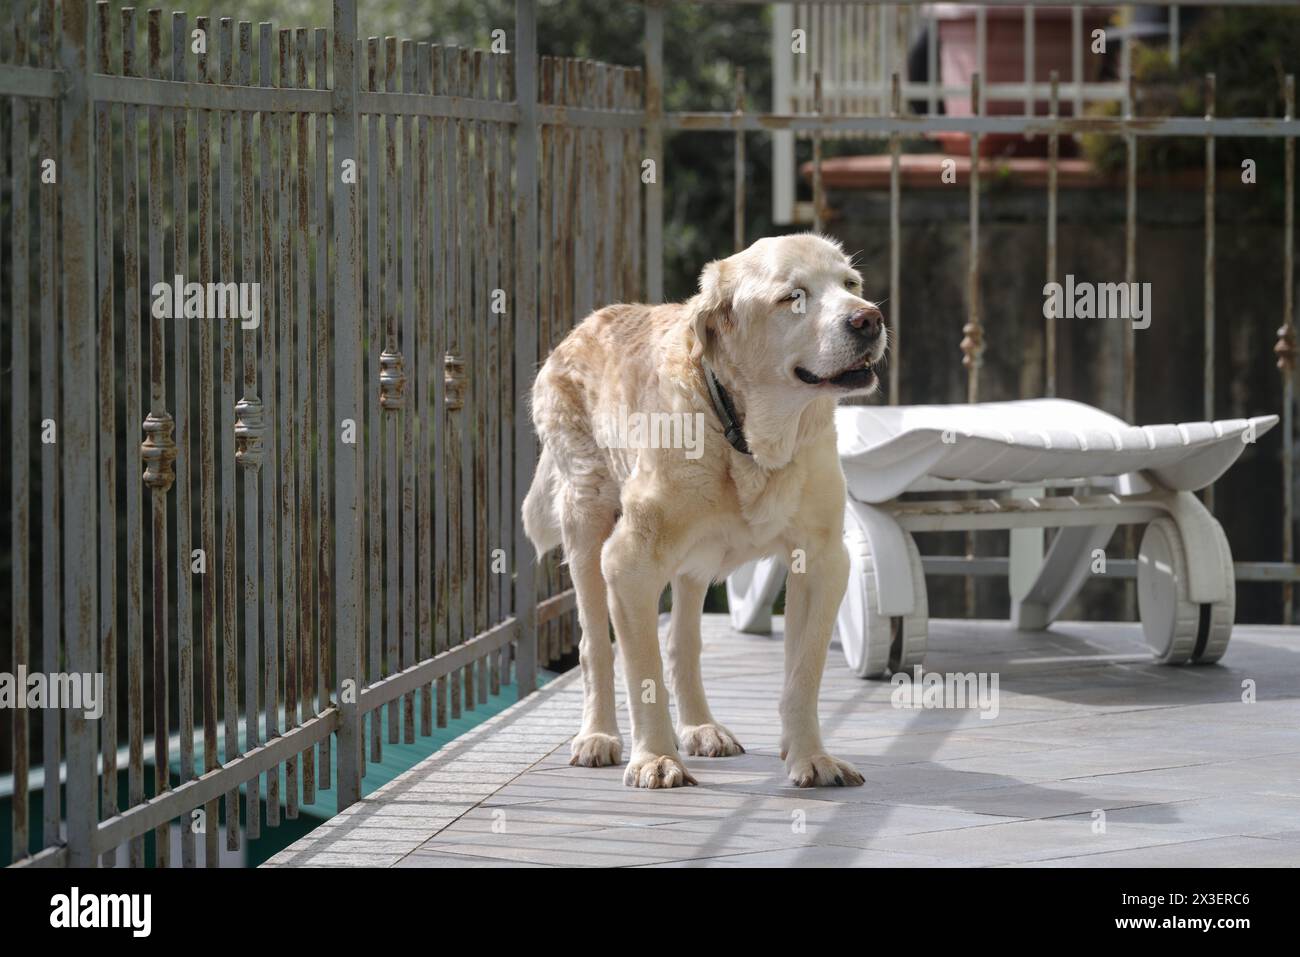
[444,353,466,411]
[960,321,984,370]
[234,396,265,469]
[379,349,406,411]
[1276,325,1296,373]
[141,412,177,492]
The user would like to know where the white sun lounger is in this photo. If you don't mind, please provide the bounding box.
[726,399,1277,677]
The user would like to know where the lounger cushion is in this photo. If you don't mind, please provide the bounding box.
[836,399,1277,503]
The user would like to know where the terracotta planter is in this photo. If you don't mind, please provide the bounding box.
[932,3,1113,157]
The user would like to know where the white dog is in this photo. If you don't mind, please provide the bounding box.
[523,234,885,788]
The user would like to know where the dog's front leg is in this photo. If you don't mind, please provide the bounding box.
[780,535,865,788]
[602,522,696,789]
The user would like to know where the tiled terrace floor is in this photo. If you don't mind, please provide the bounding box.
[267,615,1300,867]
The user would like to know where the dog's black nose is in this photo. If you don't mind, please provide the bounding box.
[846,305,883,339]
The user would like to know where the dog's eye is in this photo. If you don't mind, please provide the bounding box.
[781,288,805,303]
[845,278,862,290]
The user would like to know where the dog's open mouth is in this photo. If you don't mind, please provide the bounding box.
[794,356,877,390]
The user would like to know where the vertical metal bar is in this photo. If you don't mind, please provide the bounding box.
[1280,76,1297,625]
[402,39,418,741]
[498,54,515,685]
[197,14,221,864]
[34,0,62,852]
[536,56,553,669]
[962,73,982,405]
[145,8,173,869]
[1204,73,1216,501]
[925,3,937,117]
[90,0,114,867]
[218,16,242,850]
[484,48,502,695]
[459,47,477,707]
[1024,6,1035,120]
[37,0,62,853]
[430,43,449,725]
[333,0,364,810]
[1046,71,1059,399]
[643,0,663,303]
[257,18,281,829]
[975,5,986,116]
[10,0,33,866]
[171,8,198,867]
[514,0,539,696]
[59,0,98,869]
[733,66,745,252]
[236,19,262,840]
[382,35,402,740]
[447,44,467,702]
[1122,70,1140,620]
[962,73,983,619]
[122,6,147,869]
[1125,71,1137,426]
[1071,4,1083,119]
[366,36,384,755]
[812,71,823,233]
[888,71,900,406]
[474,50,491,700]
[277,26,299,823]
[293,27,316,804]
[417,40,435,731]
[313,26,331,788]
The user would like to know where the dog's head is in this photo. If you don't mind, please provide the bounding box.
[689,233,886,400]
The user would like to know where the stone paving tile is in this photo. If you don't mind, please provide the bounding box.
[838,818,1192,866]
[637,844,946,868]
[269,616,1300,867]
[1016,836,1300,867]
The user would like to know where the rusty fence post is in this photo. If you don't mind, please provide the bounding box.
[333,0,363,810]
[514,0,539,697]
[644,0,663,303]
[60,0,99,867]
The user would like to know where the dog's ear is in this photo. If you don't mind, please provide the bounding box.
[690,258,733,363]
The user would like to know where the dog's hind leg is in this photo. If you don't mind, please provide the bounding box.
[564,500,624,768]
[667,575,744,758]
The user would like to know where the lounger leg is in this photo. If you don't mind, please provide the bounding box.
[1012,524,1117,630]
[725,556,788,635]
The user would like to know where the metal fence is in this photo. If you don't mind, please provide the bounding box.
[2,0,1298,869]
[677,0,1299,616]
[0,0,644,867]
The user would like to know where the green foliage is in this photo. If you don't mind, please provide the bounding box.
[220,0,774,299]
[1082,8,1300,207]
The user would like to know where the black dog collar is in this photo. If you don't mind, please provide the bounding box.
[703,360,751,456]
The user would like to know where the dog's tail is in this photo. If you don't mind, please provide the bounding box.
[522,441,563,560]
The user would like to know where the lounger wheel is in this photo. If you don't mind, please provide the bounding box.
[1137,517,1234,665]
[836,527,928,679]
[1190,516,1235,665]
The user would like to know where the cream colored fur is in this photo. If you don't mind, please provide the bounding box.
[523,234,884,788]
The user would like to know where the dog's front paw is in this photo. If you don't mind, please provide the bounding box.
[786,753,865,788]
[678,723,745,757]
[623,753,697,789]
[570,731,623,768]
